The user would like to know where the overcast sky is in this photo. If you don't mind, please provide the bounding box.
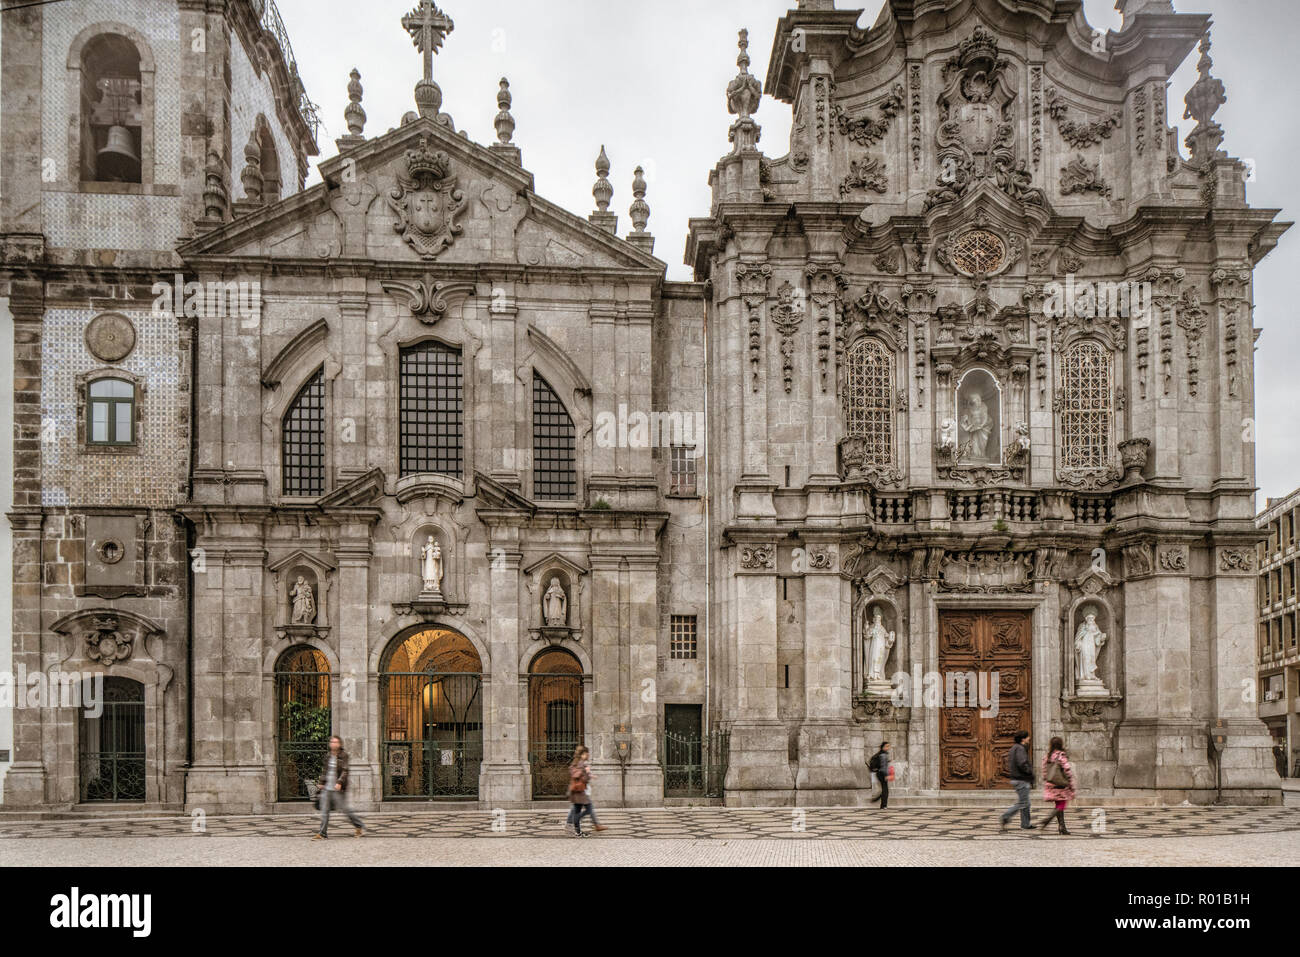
[277,0,1300,506]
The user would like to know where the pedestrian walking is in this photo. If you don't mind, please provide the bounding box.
[313,735,364,840]
[868,741,892,808]
[999,730,1035,831]
[565,745,596,837]
[1039,736,1078,835]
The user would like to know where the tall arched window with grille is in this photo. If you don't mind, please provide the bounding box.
[1060,341,1114,469]
[532,373,576,501]
[282,369,325,496]
[400,342,464,478]
[844,338,895,466]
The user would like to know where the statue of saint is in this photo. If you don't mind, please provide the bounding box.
[865,607,896,682]
[290,576,315,624]
[421,536,443,594]
[1074,609,1107,683]
[959,392,994,462]
[543,577,567,626]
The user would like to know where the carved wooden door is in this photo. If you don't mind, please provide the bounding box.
[938,610,1032,789]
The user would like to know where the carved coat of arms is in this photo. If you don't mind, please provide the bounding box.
[388,135,466,259]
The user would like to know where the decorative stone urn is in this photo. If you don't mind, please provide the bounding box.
[1118,437,1151,482]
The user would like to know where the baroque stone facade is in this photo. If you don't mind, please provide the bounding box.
[0,0,1286,810]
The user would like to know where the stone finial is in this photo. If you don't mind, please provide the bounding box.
[593,145,613,211]
[1183,32,1227,163]
[589,145,617,234]
[727,29,762,120]
[344,68,366,136]
[240,134,262,204]
[629,166,650,233]
[494,78,515,144]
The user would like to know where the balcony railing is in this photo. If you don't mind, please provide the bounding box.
[248,0,321,140]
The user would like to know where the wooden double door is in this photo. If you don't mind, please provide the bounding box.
[938,610,1032,790]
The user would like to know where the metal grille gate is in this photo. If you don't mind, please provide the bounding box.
[527,668,583,798]
[660,729,729,798]
[381,672,483,799]
[274,650,331,801]
[80,676,145,802]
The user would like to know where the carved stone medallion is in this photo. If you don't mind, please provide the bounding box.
[85,313,137,363]
[388,135,467,259]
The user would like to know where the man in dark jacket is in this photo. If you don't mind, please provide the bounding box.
[314,735,364,839]
[999,730,1034,831]
[869,741,891,809]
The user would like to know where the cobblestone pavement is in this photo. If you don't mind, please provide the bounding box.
[1,831,1295,867]
[0,805,1296,842]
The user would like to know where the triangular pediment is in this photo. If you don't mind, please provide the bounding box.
[267,548,338,575]
[319,467,387,508]
[179,115,664,272]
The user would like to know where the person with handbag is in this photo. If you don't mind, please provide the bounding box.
[1040,735,1078,834]
[565,745,596,837]
[868,741,892,809]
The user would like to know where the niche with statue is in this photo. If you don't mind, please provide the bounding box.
[1060,575,1123,723]
[524,553,587,645]
[268,550,335,640]
[393,524,468,619]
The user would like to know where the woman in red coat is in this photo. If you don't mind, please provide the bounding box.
[1040,735,1078,834]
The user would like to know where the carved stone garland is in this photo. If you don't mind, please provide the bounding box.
[771,280,805,394]
[807,262,848,393]
[736,261,772,393]
[1211,265,1251,399]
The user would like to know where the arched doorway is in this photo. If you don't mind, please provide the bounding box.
[381,627,482,800]
[80,676,145,802]
[527,648,584,798]
[273,646,331,801]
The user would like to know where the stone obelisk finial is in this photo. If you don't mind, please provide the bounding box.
[1184,32,1227,164]
[589,145,616,234]
[626,166,654,254]
[726,29,763,152]
[491,77,522,166]
[336,68,367,152]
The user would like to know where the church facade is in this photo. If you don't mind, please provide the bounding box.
[0,0,1287,811]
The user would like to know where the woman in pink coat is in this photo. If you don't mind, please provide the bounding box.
[1040,735,1078,834]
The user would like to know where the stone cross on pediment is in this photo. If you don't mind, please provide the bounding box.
[403,0,454,83]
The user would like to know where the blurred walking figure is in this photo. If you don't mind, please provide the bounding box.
[314,735,364,840]
[999,730,1035,831]
[1039,736,1078,835]
[565,745,596,837]
[868,741,892,808]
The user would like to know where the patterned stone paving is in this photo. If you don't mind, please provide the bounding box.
[0,805,1297,841]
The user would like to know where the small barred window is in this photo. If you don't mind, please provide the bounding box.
[669,446,697,496]
[282,369,325,496]
[669,615,698,660]
[844,338,894,465]
[1060,342,1113,470]
[950,229,1006,275]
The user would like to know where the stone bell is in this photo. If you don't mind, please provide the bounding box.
[96,125,140,181]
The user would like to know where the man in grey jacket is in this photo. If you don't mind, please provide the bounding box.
[999,730,1035,831]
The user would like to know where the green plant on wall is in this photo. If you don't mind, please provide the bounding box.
[281,700,332,742]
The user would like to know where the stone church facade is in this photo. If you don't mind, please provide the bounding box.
[0,0,1286,810]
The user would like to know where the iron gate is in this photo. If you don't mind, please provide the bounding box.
[527,667,583,798]
[381,672,483,799]
[80,676,145,802]
[660,729,729,798]
[273,649,331,801]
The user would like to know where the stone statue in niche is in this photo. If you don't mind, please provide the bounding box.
[956,369,1001,465]
[543,577,568,627]
[864,606,897,695]
[420,536,444,595]
[290,576,316,624]
[1074,606,1109,696]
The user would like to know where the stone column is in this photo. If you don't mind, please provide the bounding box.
[335,526,374,806]
[724,541,794,805]
[1212,546,1283,800]
[587,554,623,799]
[622,553,663,804]
[487,285,519,487]
[479,528,528,804]
[335,284,369,480]
[4,285,47,805]
[1114,540,1211,795]
[795,543,869,804]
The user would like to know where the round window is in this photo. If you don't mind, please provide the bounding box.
[950,229,1007,276]
[97,539,125,565]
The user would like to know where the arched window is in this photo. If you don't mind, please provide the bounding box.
[1060,342,1114,469]
[87,378,135,446]
[282,369,325,496]
[400,342,464,478]
[80,34,143,183]
[532,373,576,501]
[258,119,282,202]
[80,676,145,802]
[844,338,895,466]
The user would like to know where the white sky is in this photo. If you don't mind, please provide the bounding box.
[277,0,1300,506]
